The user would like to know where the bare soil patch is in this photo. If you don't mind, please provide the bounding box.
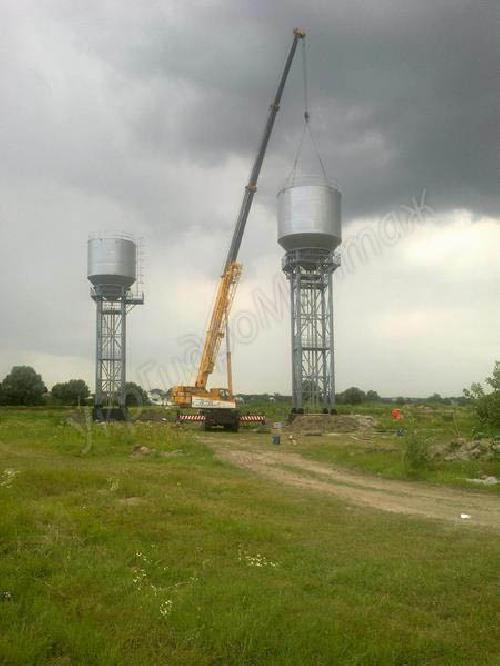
[208,441,500,530]
[117,496,145,506]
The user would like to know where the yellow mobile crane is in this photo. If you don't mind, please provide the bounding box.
[172,28,305,429]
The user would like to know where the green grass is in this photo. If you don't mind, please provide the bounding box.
[0,408,499,664]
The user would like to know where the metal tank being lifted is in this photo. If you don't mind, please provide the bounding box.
[87,236,136,298]
[277,176,341,252]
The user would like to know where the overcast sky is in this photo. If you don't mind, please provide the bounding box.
[0,0,497,397]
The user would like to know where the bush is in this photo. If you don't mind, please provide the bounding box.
[51,379,90,406]
[464,361,500,428]
[341,387,366,405]
[403,430,430,478]
[125,382,151,407]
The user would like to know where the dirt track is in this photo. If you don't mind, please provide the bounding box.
[204,438,500,530]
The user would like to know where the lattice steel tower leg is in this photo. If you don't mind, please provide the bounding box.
[283,249,339,413]
[92,287,129,419]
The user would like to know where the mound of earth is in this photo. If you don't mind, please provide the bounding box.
[430,438,500,461]
[289,414,376,435]
[133,409,169,422]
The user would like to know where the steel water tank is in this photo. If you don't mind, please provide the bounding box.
[277,178,341,252]
[87,237,136,296]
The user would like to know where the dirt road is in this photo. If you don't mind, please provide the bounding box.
[204,438,500,530]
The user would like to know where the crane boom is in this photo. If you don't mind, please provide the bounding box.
[195,262,241,388]
[224,28,305,271]
[172,29,305,409]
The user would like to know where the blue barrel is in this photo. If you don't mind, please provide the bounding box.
[272,435,281,446]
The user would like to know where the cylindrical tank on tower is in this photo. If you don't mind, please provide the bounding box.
[87,236,137,298]
[277,177,341,252]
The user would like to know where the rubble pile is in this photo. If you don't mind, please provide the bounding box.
[289,414,376,436]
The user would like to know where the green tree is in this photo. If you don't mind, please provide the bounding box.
[51,379,90,406]
[366,390,379,401]
[301,380,323,403]
[341,387,366,405]
[125,382,151,407]
[464,361,500,427]
[1,366,47,406]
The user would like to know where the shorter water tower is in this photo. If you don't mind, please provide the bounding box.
[277,176,341,413]
[87,235,144,420]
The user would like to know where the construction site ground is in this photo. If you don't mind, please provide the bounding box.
[1,407,499,663]
[198,425,500,531]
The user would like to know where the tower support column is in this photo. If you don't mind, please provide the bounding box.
[92,288,127,420]
[282,248,339,413]
[91,287,143,421]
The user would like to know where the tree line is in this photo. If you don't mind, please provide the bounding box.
[335,387,468,406]
[246,386,469,406]
[0,362,498,427]
[0,366,150,407]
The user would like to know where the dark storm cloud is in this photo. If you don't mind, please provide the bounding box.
[57,0,495,220]
[1,0,495,225]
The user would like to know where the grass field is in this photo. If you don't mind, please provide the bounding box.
[1,408,499,664]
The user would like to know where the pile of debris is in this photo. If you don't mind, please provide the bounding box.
[131,446,185,458]
[430,438,500,461]
[288,414,376,437]
[465,475,498,486]
[133,410,170,423]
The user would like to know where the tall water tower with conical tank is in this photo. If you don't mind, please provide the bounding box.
[277,175,341,413]
[87,235,144,420]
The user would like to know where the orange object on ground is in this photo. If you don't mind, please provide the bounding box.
[391,408,403,420]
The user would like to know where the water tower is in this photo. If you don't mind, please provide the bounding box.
[277,176,341,413]
[87,235,144,420]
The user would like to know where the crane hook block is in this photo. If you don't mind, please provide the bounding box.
[293,28,306,38]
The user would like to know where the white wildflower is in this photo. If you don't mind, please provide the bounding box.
[0,469,18,488]
[108,477,119,492]
[160,599,173,617]
[238,545,279,569]
[132,568,147,590]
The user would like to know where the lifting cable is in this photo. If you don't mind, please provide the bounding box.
[302,36,309,123]
[287,37,328,184]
